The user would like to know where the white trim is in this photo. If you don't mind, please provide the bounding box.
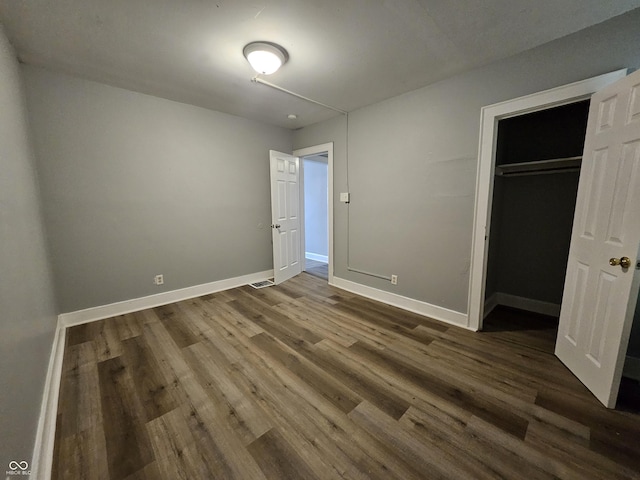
[305,252,328,263]
[294,142,334,285]
[468,69,628,332]
[623,356,640,382]
[30,320,66,480]
[332,276,469,330]
[58,270,273,327]
[298,154,307,282]
[32,269,272,478]
[492,292,561,317]
[484,293,499,319]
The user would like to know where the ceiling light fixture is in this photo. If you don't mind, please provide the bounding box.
[243,41,288,75]
[245,43,347,115]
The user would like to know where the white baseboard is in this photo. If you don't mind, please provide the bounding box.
[30,320,66,480]
[493,292,561,317]
[623,355,640,382]
[33,269,274,479]
[484,293,498,319]
[305,252,328,263]
[58,270,274,327]
[331,276,469,329]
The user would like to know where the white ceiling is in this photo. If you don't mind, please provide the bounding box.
[2,1,639,129]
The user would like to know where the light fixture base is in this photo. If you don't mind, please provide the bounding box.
[243,41,289,75]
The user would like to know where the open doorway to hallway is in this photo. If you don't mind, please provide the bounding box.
[302,153,328,281]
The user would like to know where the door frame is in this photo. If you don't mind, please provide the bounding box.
[294,142,334,285]
[467,69,627,332]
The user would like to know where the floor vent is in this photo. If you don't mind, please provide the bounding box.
[249,279,275,289]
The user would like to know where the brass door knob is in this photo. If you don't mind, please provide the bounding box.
[609,256,631,268]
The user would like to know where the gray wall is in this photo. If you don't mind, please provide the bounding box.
[24,66,292,313]
[304,157,328,259]
[0,26,58,466]
[628,291,640,358]
[294,9,640,316]
[488,172,580,305]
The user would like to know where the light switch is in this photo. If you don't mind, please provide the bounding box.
[340,192,350,203]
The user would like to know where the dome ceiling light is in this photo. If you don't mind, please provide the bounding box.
[243,41,288,75]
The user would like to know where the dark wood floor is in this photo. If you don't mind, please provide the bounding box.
[52,273,640,479]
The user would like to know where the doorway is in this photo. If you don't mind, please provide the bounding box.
[302,154,329,280]
[294,142,334,284]
[468,69,627,331]
[483,100,589,320]
[468,68,640,409]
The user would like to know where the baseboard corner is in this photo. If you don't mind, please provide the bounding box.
[332,276,469,330]
[58,269,274,327]
[493,292,560,317]
[30,320,66,480]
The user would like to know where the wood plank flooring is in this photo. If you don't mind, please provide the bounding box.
[305,259,329,280]
[52,273,640,479]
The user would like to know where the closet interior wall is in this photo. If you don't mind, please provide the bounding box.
[485,100,590,316]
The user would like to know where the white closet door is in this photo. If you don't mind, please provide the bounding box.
[556,69,640,407]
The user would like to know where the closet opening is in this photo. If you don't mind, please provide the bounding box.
[482,99,640,411]
[483,100,590,325]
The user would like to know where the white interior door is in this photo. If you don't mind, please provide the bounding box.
[270,150,302,285]
[556,69,640,408]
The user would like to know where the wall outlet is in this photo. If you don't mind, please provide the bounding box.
[391,274,398,285]
[340,192,351,203]
[154,274,164,285]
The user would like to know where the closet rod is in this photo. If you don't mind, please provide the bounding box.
[496,156,582,177]
[498,167,581,177]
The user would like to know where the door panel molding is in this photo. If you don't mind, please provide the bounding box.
[270,150,302,285]
[556,69,640,407]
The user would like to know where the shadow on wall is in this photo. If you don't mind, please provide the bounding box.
[627,290,640,358]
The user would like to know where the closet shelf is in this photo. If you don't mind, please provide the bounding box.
[496,156,582,177]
